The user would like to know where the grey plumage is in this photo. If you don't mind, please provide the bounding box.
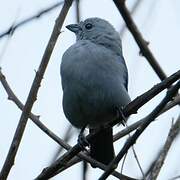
[60,17,131,165]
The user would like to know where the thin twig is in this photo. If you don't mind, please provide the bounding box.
[75,0,80,23]
[120,122,145,178]
[148,115,180,180]
[82,161,88,180]
[0,8,21,64]
[131,146,145,179]
[0,1,73,179]
[120,0,144,36]
[99,80,180,180]
[144,148,161,178]
[121,122,145,178]
[168,175,180,180]
[121,152,128,173]
[49,125,73,164]
[0,1,64,39]
[113,0,167,80]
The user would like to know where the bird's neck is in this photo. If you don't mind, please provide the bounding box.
[91,34,123,56]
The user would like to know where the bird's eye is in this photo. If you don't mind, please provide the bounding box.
[85,23,93,30]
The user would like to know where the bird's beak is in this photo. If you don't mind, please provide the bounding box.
[66,24,80,33]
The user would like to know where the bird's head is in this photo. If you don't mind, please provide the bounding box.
[66,17,122,55]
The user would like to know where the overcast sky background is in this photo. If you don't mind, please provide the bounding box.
[0,0,180,179]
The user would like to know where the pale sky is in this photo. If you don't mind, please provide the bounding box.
[0,0,180,179]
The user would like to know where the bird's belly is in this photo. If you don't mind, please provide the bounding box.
[62,85,116,128]
[62,78,130,129]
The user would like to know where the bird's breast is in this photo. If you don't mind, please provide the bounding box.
[61,41,130,128]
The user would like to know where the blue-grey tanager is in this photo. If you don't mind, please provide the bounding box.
[60,17,131,165]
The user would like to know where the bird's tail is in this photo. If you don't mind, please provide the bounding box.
[89,127,114,166]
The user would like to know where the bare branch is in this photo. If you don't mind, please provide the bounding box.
[0,9,20,64]
[169,175,180,180]
[113,0,167,80]
[0,1,64,39]
[161,95,180,113]
[113,69,180,125]
[121,151,128,173]
[0,1,73,179]
[120,0,144,36]
[121,123,145,178]
[99,80,180,180]
[144,148,161,178]
[82,161,88,180]
[147,115,180,180]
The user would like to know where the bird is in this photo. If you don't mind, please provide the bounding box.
[60,17,131,165]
